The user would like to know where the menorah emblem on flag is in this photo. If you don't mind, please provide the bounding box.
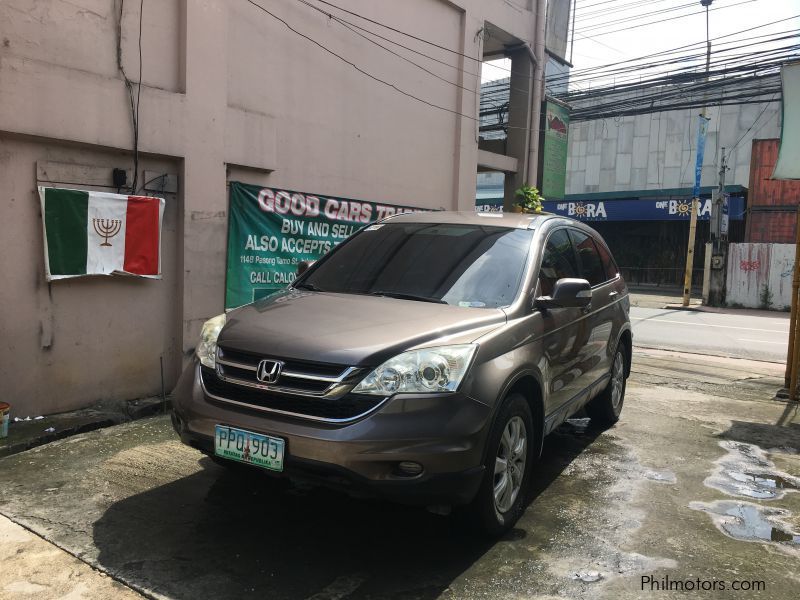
[92,218,122,247]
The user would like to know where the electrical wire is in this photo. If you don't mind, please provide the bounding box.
[730,94,779,151]
[307,0,486,64]
[576,0,757,38]
[296,0,477,94]
[133,0,144,193]
[243,0,490,127]
[115,0,145,193]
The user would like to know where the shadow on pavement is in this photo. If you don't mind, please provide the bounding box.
[91,425,602,600]
[718,418,800,450]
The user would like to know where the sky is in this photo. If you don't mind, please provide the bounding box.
[481,0,800,86]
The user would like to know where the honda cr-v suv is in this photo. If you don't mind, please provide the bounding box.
[172,211,631,534]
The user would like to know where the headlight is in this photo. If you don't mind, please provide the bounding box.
[352,344,477,396]
[196,313,226,369]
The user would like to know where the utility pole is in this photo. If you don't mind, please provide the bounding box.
[708,149,730,305]
[683,0,714,307]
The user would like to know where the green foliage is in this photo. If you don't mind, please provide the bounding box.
[514,185,545,213]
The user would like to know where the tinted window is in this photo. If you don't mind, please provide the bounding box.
[302,223,534,308]
[570,230,607,286]
[595,239,618,280]
[539,229,578,296]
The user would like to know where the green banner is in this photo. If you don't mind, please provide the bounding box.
[540,100,570,200]
[225,182,423,309]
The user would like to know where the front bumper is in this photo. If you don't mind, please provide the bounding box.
[172,359,492,506]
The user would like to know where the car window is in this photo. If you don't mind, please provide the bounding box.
[302,223,534,308]
[539,229,578,297]
[570,229,607,287]
[594,238,619,281]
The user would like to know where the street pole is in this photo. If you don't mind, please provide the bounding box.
[785,206,800,393]
[683,199,699,304]
[683,1,713,307]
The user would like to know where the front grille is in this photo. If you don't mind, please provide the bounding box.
[201,366,385,421]
[215,345,361,396]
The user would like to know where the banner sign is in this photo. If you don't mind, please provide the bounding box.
[693,115,710,198]
[39,187,164,281]
[542,196,745,222]
[773,63,800,179]
[540,100,570,200]
[226,182,424,309]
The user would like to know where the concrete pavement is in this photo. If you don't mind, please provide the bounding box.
[0,514,144,599]
[0,348,798,599]
[631,307,790,363]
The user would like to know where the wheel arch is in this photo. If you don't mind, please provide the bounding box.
[617,326,633,377]
[483,370,546,463]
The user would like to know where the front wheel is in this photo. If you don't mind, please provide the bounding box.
[586,344,628,428]
[464,393,535,536]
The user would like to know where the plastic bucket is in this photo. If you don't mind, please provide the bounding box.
[0,402,9,439]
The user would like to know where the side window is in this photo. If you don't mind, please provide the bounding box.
[594,238,619,281]
[569,230,607,287]
[539,229,578,296]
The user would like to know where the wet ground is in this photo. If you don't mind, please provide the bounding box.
[1,349,799,599]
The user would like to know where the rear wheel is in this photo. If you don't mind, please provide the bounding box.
[586,344,627,428]
[464,393,535,536]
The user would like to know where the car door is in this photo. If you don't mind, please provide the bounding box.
[568,228,619,392]
[537,228,586,418]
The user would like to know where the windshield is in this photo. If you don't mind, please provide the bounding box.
[299,223,534,308]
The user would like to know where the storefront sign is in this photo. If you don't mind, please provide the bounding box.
[542,196,745,222]
[225,182,422,309]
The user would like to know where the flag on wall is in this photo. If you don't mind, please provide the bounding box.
[39,187,165,280]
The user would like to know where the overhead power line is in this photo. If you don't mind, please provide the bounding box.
[576,0,757,38]
[578,1,701,31]
[244,0,548,133]
[307,0,485,64]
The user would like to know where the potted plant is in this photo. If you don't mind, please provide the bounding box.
[513,185,545,213]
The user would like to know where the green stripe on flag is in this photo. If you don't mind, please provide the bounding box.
[44,188,89,275]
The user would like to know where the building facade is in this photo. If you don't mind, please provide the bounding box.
[1,0,546,415]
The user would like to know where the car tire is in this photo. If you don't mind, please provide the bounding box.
[464,393,535,537]
[586,344,628,428]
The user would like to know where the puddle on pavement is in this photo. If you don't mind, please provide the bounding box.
[704,441,800,501]
[689,500,800,552]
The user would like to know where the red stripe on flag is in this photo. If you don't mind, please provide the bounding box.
[123,196,160,275]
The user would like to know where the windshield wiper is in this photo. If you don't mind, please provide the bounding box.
[369,291,447,304]
[294,282,325,292]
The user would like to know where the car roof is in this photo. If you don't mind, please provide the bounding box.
[380,210,558,229]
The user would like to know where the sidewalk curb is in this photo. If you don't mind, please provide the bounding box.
[0,397,171,459]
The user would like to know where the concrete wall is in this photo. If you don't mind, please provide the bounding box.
[726,243,794,310]
[0,0,539,415]
[566,93,782,195]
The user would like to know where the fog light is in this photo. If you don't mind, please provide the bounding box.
[396,461,424,476]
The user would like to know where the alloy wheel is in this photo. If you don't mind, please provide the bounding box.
[611,351,625,410]
[493,415,527,514]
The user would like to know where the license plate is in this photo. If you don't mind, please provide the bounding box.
[214,425,285,472]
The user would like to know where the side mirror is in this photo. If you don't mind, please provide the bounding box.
[296,260,315,276]
[535,278,592,310]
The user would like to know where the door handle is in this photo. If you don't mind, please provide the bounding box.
[609,291,618,297]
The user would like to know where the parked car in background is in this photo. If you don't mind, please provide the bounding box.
[172,211,631,535]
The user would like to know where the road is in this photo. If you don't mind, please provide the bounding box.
[630,306,790,363]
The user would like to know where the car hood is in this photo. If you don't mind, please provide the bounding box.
[219,289,507,366]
